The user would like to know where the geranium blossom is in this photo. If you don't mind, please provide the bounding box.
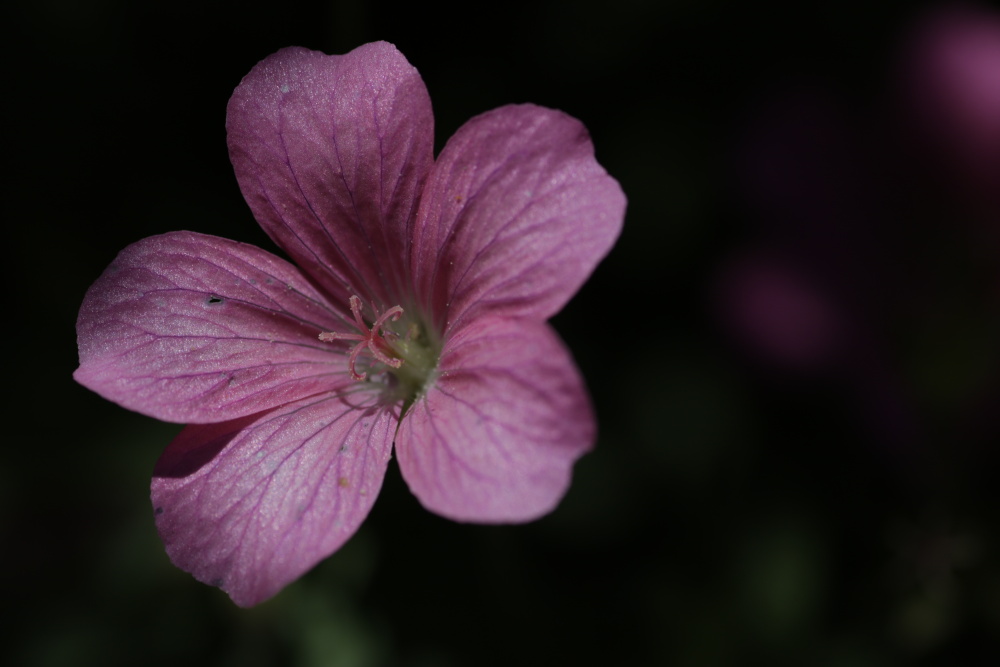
[74,42,625,606]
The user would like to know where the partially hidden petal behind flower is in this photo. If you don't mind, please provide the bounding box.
[396,317,594,522]
[411,104,625,334]
[75,232,353,423]
[227,42,434,307]
[152,391,397,607]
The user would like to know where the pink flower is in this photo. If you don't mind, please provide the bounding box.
[902,6,1000,199]
[74,42,625,606]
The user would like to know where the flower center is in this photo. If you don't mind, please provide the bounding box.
[319,295,440,400]
[318,295,402,381]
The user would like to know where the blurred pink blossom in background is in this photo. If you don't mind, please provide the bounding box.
[717,4,1000,449]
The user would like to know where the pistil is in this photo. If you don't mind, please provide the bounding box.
[319,295,403,380]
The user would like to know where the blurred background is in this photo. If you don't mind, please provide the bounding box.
[7,0,1000,664]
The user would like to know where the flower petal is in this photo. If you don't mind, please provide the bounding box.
[411,104,625,333]
[75,231,354,423]
[151,391,397,607]
[227,42,434,307]
[396,317,594,522]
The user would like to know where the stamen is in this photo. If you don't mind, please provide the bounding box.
[318,295,404,380]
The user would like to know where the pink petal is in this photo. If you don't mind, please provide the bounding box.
[410,104,625,334]
[396,317,594,522]
[152,391,398,607]
[227,42,434,307]
[75,232,355,423]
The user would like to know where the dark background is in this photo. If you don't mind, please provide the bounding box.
[7,0,1000,664]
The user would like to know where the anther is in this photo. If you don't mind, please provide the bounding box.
[318,295,404,380]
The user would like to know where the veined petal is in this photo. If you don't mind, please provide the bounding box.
[227,42,434,307]
[411,104,625,334]
[152,391,398,607]
[396,317,594,522]
[74,232,355,423]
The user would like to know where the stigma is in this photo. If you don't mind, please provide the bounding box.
[319,295,403,380]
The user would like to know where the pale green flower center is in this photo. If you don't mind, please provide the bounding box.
[319,295,441,405]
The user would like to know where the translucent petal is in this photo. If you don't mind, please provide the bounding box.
[411,104,625,333]
[152,391,397,607]
[75,232,352,423]
[396,317,594,522]
[227,42,434,307]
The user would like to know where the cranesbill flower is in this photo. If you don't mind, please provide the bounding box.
[74,42,625,606]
